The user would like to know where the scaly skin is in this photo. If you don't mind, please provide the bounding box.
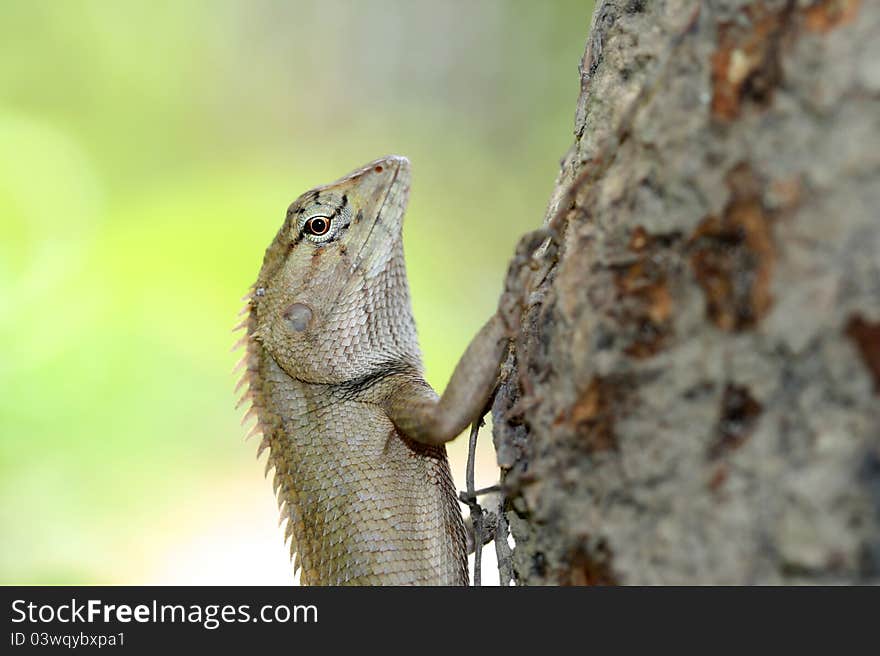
[237,156,510,585]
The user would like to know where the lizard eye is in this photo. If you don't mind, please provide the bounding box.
[303,216,331,238]
[297,199,350,244]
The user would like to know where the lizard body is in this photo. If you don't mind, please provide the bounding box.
[237,156,510,585]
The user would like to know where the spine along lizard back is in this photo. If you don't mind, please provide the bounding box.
[236,156,514,585]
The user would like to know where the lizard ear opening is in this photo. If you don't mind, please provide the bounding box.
[283,303,313,333]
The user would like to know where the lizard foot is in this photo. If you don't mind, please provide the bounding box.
[498,227,554,336]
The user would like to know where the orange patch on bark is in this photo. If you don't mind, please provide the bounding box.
[629,225,650,252]
[618,263,672,327]
[559,543,617,586]
[569,378,617,453]
[711,1,861,121]
[690,164,775,332]
[615,228,677,358]
[846,315,880,394]
[803,0,861,33]
[711,4,787,122]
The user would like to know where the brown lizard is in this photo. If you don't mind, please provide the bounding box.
[235,156,525,585]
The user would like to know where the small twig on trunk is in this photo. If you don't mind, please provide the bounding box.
[465,419,484,587]
[494,497,514,586]
[458,484,501,504]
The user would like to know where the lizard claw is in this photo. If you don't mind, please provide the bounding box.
[498,227,554,336]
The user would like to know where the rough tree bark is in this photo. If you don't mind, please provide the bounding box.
[492,0,880,585]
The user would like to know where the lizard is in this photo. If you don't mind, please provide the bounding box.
[235,155,530,585]
[232,2,707,588]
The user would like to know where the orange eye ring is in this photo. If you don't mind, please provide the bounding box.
[304,216,331,236]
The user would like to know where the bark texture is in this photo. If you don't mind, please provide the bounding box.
[493,0,880,585]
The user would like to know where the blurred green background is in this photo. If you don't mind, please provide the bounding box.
[0,0,592,584]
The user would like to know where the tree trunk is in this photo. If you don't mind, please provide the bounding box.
[492,0,880,585]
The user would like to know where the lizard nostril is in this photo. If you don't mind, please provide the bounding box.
[283,302,313,332]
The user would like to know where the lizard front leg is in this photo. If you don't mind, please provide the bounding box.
[384,227,552,446]
[383,314,508,446]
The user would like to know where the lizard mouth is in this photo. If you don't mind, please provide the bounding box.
[348,155,410,273]
[377,156,405,215]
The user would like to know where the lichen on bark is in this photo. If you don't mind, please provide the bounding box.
[493,0,880,585]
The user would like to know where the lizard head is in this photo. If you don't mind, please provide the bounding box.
[249,155,421,384]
